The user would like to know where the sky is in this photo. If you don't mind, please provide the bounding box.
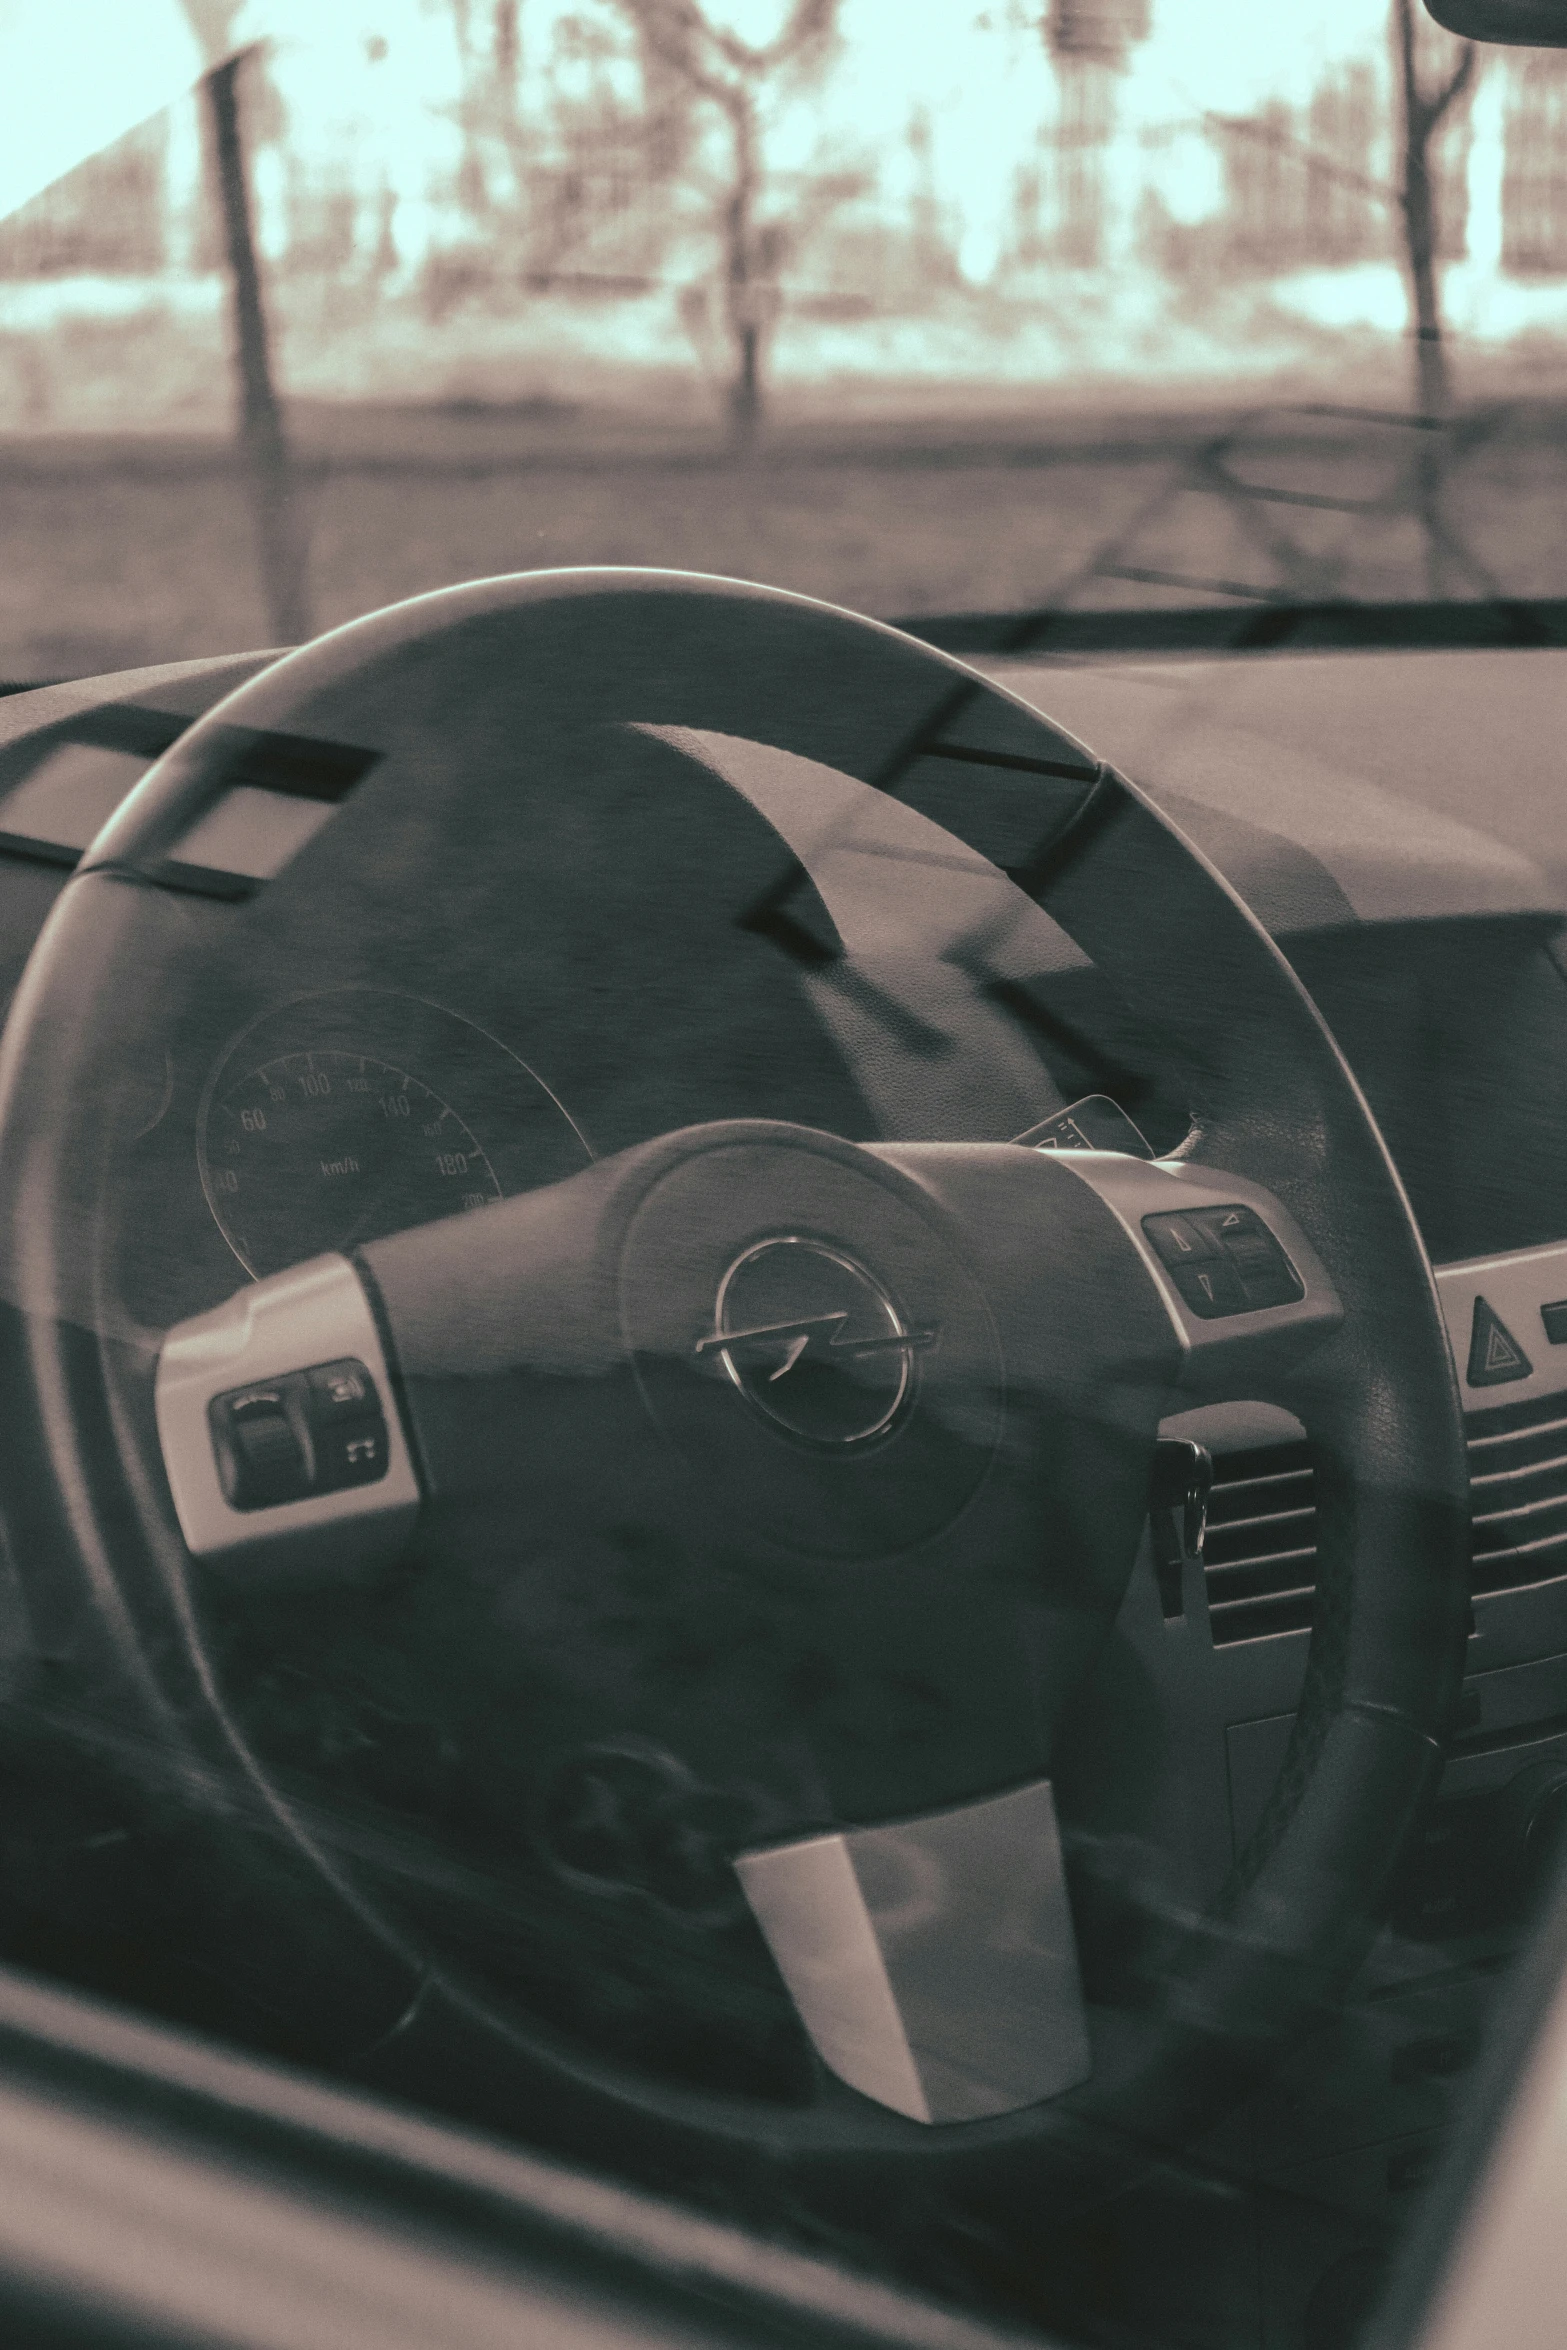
[0,0,208,219]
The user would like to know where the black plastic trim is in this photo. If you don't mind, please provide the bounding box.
[895,596,1567,660]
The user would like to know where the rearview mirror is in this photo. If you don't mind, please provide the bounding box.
[1424,0,1567,39]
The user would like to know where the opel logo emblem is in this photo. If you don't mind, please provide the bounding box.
[695,1236,935,1447]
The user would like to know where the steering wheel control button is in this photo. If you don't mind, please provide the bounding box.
[1142,1212,1220,1268]
[157,1253,420,1575]
[306,1358,376,1422]
[314,1417,389,1491]
[1146,1206,1303,1316]
[211,1386,311,1510]
[1172,1258,1247,1317]
[1054,1154,1340,1395]
[1468,1295,1533,1387]
[301,1357,388,1491]
[210,1357,388,1510]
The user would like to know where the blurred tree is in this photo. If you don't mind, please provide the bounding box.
[1200,8,1476,418]
[609,0,841,446]
[444,0,534,222]
[492,0,524,193]
[1392,0,1479,594]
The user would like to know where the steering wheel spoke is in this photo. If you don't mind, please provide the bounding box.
[156,1250,420,1581]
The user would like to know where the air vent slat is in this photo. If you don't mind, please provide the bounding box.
[1475,1522,1567,1561]
[1473,1493,1567,1543]
[1465,1392,1567,1443]
[1207,1590,1319,1643]
[1202,1514,1317,1570]
[1470,1451,1567,1495]
[1465,1389,1567,1599]
[1206,1478,1314,1527]
[1206,1467,1314,1503]
[1198,1439,1318,1644]
[1467,1413,1567,1456]
[1470,1438,1567,1484]
[1205,1554,1318,1606]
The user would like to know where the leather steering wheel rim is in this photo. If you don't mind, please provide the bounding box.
[0,570,1472,2217]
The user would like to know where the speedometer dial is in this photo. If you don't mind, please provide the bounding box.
[209,1053,502,1277]
[199,992,592,1280]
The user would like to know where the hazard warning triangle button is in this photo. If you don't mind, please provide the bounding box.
[1468,1295,1533,1387]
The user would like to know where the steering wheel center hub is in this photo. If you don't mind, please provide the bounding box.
[616,1126,1003,1560]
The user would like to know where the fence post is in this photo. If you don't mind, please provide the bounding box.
[203,48,312,646]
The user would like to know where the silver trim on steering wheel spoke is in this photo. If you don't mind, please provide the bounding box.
[1052,1152,1342,1396]
[734,1778,1090,2124]
[155,1253,420,1578]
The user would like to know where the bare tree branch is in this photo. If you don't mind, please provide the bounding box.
[1427,39,1477,133]
[1394,0,1422,128]
[624,0,739,111]
[1395,0,1476,139]
[1202,108,1396,206]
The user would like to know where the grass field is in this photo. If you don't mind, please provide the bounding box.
[2,392,1565,681]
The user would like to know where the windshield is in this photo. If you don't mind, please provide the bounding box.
[4,13,1567,2350]
[0,0,1563,676]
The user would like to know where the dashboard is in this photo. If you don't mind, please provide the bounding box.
[1,631,1565,2333]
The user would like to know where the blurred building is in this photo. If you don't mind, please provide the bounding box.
[1039,0,1152,267]
[1501,50,1567,273]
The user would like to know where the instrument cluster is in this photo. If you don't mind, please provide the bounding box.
[198,990,592,1278]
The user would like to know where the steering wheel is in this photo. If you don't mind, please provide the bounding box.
[0,572,1470,2229]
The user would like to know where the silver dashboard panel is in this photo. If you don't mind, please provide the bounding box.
[1437,1242,1567,1412]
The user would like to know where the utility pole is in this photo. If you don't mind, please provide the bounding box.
[203,48,312,644]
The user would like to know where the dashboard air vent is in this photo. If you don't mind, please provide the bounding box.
[1467,1391,1567,1595]
[1191,1392,1567,1645]
[1200,1439,1318,1645]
